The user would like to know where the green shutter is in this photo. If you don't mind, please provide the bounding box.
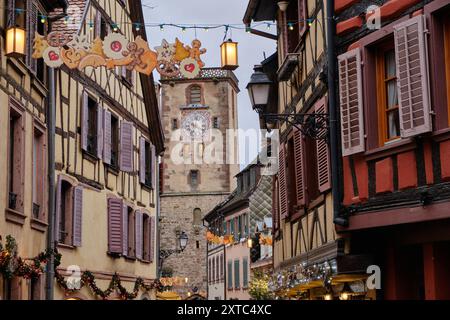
[234,259,240,289]
[243,258,248,288]
[227,260,233,289]
[238,216,242,240]
[223,220,227,236]
[230,219,235,237]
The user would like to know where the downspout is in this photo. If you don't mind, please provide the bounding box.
[156,156,161,279]
[46,5,68,300]
[326,0,347,226]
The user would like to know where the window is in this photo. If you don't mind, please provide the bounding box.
[196,240,200,249]
[87,97,97,154]
[243,258,248,288]
[57,180,73,245]
[190,170,199,187]
[286,138,297,213]
[376,44,400,143]
[212,256,216,282]
[188,85,202,104]
[121,67,133,86]
[8,103,24,212]
[234,259,240,289]
[213,117,219,129]
[223,220,227,236]
[227,260,233,289]
[143,214,150,261]
[140,138,154,187]
[111,115,119,168]
[35,7,46,83]
[220,254,224,280]
[209,258,212,283]
[216,255,219,282]
[29,276,42,300]
[127,207,135,257]
[172,119,178,130]
[230,219,235,238]
[193,208,202,226]
[285,0,299,53]
[33,125,45,220]
[444,17,450,126]
[96,12,109,40]
[238,215,242,240]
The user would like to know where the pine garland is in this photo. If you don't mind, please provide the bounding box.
[0,235,162,300]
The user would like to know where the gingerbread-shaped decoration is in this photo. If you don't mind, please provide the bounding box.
[185,39,206,68]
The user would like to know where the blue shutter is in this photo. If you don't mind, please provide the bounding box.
[243,258,248,288]
[227,260,233,289]
[234,259,240,289]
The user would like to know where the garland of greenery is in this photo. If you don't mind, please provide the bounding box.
[1,235,162,300]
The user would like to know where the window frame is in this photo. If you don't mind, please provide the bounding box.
[375,40,401,145]
[32,122,46,221]
[187,84,203,105]
[110,114,120,169]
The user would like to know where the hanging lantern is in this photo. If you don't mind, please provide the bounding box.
[220,39,238,70]
[6,27,26,58]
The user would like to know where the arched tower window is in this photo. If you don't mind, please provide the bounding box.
[193,208,202,225]
[188,85,202,105]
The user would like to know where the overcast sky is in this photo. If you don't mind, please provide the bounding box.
[142,0,276,167]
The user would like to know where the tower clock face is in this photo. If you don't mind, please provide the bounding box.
[182,111,210,140]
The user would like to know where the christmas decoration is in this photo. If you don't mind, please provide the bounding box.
[249,271,274,300]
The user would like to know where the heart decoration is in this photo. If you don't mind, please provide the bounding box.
[111,41,122,52]
[184,63,195,73]
[49,51,59,61]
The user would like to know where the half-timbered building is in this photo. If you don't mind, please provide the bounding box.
[50,0,164,300]
[335,0,450,299]
[244,0,373,300]
[0,0,68,300]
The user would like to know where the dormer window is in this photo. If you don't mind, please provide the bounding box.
[188,85,202,105]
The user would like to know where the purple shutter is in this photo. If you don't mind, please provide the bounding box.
[135,210,143,260]
[315,98,331,192]
[103,110,112,164]
[139,137,146,184]
[55,176,62,242]
[120,121,133,172]
[122,203,128,256]
[26,1,37,73]
[150,144,156,189]
[338,48,365,156]
[97,106,103,159]
[150,216,155,263]
[7,0,15,27]
[81,92,89,151]
[394,15,432,138]
[294,129,306,206]
[278,144,288,219]
[72,186,83,247]
[108,198,123,254]
[95,11,102,38]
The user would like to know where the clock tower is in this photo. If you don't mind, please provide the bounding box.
[159,68,240,296]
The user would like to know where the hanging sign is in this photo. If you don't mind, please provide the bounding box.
[33,31,207,79]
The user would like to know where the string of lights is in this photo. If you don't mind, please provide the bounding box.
[3,6,317,32]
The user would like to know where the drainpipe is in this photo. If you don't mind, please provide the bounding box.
[156,157,161,279]
[326,0,347,227]
[46,6,68,300]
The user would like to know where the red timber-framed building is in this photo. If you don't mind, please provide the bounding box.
[335,0,450,299]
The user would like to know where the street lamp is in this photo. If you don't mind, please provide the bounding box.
[246,65,272,114]
[220,39,239,70]
[6,27,26,58]
[159,231,189,276]
[178,231,188,252]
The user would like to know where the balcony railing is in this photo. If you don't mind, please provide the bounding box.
[161,67,239,85]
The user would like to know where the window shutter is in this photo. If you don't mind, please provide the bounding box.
[272,176,279,230]
[7,0,15,27]
[227,260,233,289]
[81,92,89,151]
[107,198,123,254]
[122,204,128,256]
[139,137,146,184]
[103,110,112,164]
[97,105,103,159]
[294,129,306,206]
[135,210,143,260]
[338,48,365,156]
[394,15,432,138]
[243,258,248,287]
[278,143,288,219]
[55,176,62,241]
[298,0,308,37]
[72,186,83,247]
[120,121,134,172]
[95,11,102,38]
[150,144,156,189]
[26,1,37,73]
[234,260,240,288]
[315,98,331,192]
[149,216,155,263]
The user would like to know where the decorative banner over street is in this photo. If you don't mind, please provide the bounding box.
[33,31,207,78]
